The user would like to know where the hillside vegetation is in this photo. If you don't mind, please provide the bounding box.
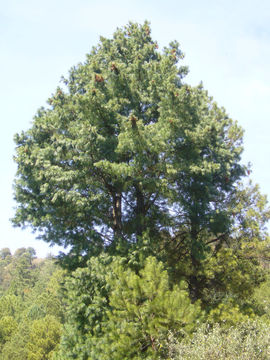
[1,248,270,359]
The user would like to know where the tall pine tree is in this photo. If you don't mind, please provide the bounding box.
[13,22,246,270]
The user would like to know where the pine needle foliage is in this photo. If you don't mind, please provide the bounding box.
[13,22,246,269]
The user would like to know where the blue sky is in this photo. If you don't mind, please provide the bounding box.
[1,0,270,257]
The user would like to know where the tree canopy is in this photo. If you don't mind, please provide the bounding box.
[13,22,248,268]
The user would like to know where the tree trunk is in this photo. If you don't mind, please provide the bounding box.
[112,192,122,236]
[135,184,145,239]
[189,224,201,301]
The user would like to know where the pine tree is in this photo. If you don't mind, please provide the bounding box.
[54,256,202,360]
[13,22,246,270]
[102,257,202,360]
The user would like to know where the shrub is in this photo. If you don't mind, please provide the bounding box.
[166,320,270,360]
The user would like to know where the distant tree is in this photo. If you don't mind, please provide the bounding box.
[26,315,62,360]
[0,316,17,351]
[8,248,37,297]
[1,321,30,360]
[0,253,64,359]
[14,247,36,261]
[0,248,11,260]
[0,294,23,318]
[0,248,12,294]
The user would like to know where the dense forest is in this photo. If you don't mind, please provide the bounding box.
[1,247,270,359]
[6,22,270,359]
[0,247,64,359]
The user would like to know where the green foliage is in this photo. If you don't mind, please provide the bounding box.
[0,316,17,350]
[9,21,270,360]
[26,315,62,360]
[157,179,270,313]
[1,321,30,360]
[0,249,65,359]
[0,247,35,297]
[53,254,113,359]
[0,248,11,260]
[54,256,202,359]
[1,315,62,360]
[25,264,65,321]
[102,257,202,360]
[166,320,270,359]
[253,272,270,321]
[0,247,38,298]
[0,294,23,318]
[13,21,246,269]
[194,246,265,322]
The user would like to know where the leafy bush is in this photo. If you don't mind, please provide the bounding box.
[166,320,270,360]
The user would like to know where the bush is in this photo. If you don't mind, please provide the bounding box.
[166,320,270,360]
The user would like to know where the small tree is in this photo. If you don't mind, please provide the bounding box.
[54,255,202,359]
[103,257,202,360]
[0,248,11,261]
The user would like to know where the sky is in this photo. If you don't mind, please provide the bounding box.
[1,0,270,257]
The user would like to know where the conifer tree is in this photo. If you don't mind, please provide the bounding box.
[102,257,202,360]
[11,21,270,360]
[13,22,246,269]
[53,255,202,359]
